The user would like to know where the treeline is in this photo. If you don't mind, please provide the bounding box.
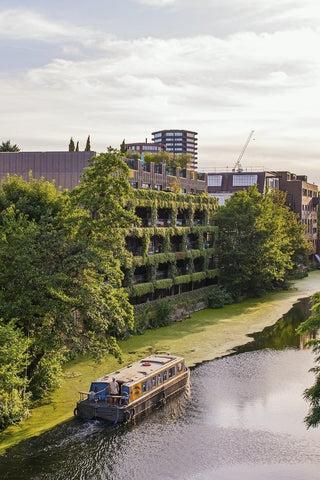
[0,154,311,431]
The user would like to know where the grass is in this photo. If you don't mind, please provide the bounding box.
[0,271,319,453]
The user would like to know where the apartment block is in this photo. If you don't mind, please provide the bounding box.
[123,189,218,305]
[152,130,198,170]
[275,171,319,253]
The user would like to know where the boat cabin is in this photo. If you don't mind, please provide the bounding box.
[87,354,185,405]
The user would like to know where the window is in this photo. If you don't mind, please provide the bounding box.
[232,175,258,187]
[142,382,147,392]
[174,132,183,137]
[158,373,162,384]
[163,370,168,381]
[208,175,222,187]
[152,377,156,388]
[168,367,175,378]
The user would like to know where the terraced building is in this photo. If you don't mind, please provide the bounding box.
[123,189,219,306]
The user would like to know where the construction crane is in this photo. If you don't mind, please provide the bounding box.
[233,130,255,172]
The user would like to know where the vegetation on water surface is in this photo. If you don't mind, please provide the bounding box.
[298,293,320,428]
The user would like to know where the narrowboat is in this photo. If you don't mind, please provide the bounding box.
[74,353,190,423]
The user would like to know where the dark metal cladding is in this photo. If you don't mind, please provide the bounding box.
[0,151,95,190]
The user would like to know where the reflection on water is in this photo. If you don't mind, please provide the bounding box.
[1,298,320,480]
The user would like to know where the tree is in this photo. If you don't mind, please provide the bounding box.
[0,160,135,411]
[75,141,79,152]
[120,139,127,153]
[298,294,320,428]
[0,140,20,152]
[85,135,91,151]
[0,321,30,429]
[215,186,309,298]
[68,138,75,152]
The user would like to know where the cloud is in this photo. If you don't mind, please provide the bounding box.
[0,9,99,44]
[1,7,320,181]
[134,0,176,5]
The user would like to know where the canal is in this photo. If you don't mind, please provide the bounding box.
[1,297,320,480]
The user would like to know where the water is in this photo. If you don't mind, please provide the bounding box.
[1,297,320,480]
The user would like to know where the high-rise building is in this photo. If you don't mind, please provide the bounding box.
[152,130,198,170]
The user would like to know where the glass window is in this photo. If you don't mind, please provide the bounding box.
[232,175,258,187]
[142,383,147,392]
[158,373,162,384]
[169,367,175,378]
[163,370,168,381]
[208,175,222,187]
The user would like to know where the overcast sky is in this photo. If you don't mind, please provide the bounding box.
[0,0,320,180]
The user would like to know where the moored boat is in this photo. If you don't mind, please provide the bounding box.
[74,353,190,423]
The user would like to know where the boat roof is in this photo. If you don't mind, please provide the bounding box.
[94,354,184,386]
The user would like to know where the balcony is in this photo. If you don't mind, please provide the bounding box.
[155,270,169,280]
[133,274,148,284]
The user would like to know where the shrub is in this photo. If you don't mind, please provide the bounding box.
[207,286,233,308]
[151,300,174,328]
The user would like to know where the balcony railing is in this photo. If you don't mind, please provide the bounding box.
[156,218,171,227]
[155,271,168,279]
[176,218,187,226]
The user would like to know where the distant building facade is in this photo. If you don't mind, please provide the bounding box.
[206,170,279,205]
[274,171,319,253]
[125,157,206,195]
[123,141,164,154]
[0,151,95,190]
[152,130,198,170]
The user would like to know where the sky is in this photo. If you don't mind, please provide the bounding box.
[0,0,320,181]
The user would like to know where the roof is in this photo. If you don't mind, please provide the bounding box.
[95,354,183,386]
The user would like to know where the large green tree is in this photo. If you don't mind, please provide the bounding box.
[215,186,309,298]
[0,151,134,419]
[298,294,320,428]
[0,140,20,152]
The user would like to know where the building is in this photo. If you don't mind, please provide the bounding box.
[274,171,319,253]
[152,130,198,170]
[123,140,164,154]
[207,170,279,205]
[125,157,206,194]
[0,151,95,190]
[123,189,218,305]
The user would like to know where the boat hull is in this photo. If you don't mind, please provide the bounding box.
[75,368,190,424]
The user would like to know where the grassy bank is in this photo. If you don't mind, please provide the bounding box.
[1,271,320,453]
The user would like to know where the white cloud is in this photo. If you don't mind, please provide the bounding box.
[1,7,320,181]
[0,9,99,44]
[135,0,176,5]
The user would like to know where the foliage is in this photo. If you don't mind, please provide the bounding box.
[85,135,91,152]
[207,286,233,308]
[297,293,320,428]
[134,285,219,333]
[0,140,20,152]
[120,139,126,153]
[0,151,135,428]
[0,321,30,429]
[75,141,79,152]
[127,150,192,168]
[68,137,75,152]
[150,300,173,327]
[215,186,309,298]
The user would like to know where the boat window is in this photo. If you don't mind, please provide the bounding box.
[142,382,147,392]
[169,367,175,378]
[163,370,168,381]
[158,373,162,384]
[152,376,157,388]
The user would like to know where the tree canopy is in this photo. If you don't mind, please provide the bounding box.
[298,293,320,428]
[0,150,135,429]
[215,186,310,298]
[0,140,20,152]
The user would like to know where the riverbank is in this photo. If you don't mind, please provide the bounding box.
[1,271,320,453]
